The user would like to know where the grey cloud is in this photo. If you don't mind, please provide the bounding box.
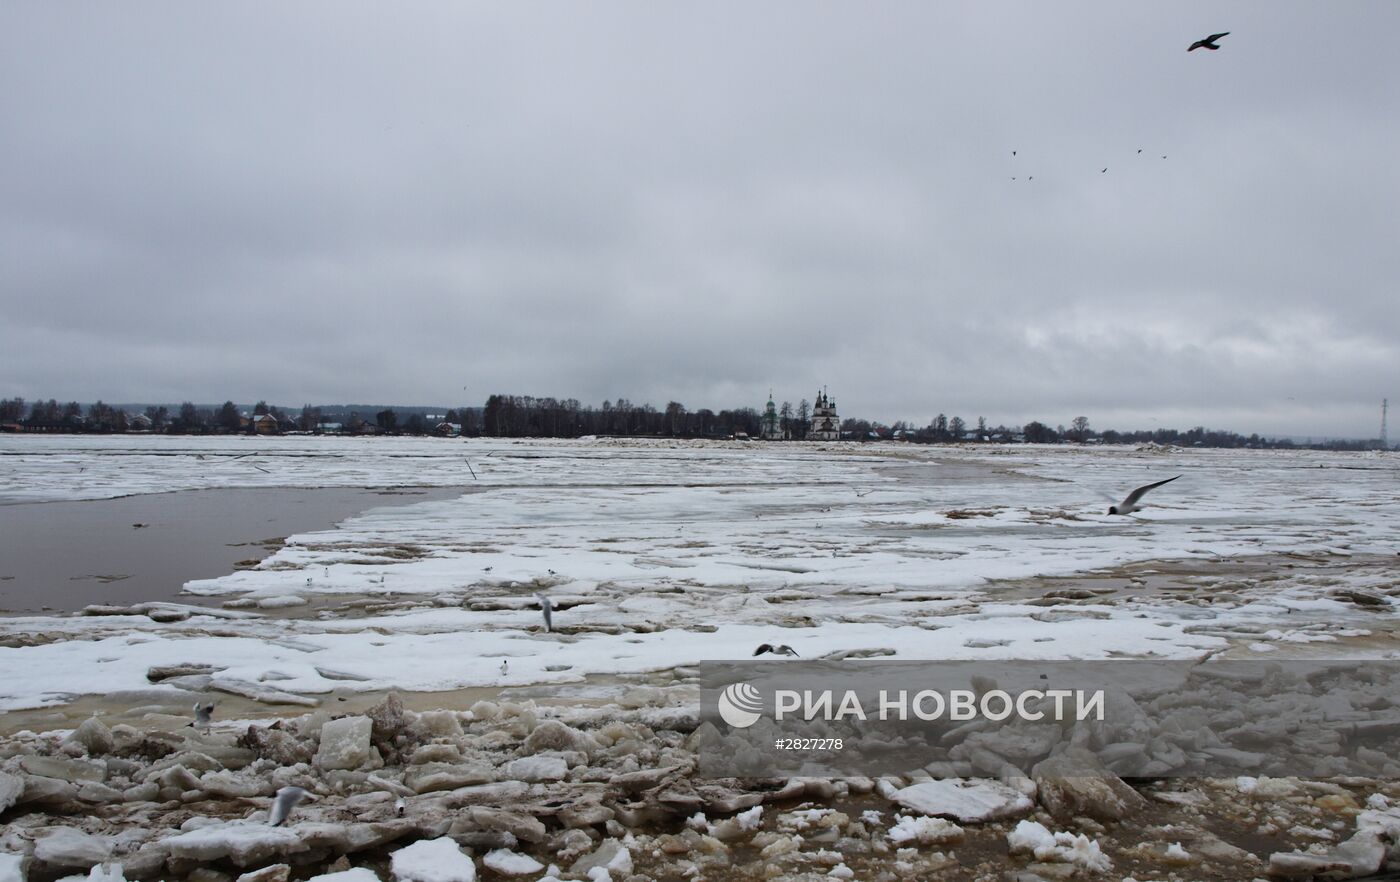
[2,2,1397,437]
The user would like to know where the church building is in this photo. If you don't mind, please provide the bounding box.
[808,388,840,441]
[760,392,784,440]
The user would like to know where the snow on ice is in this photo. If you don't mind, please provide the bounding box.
[1,437,1397,710]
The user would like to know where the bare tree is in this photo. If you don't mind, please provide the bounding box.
[1071,415,1092,443]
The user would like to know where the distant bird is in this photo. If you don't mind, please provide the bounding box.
[536,594,554,633]
[1188,32,1229,52]
[1012,150,1017,156]
[395,796,406,817]
[1101,168,1108,173]
[500,659,509,676]
[1137,148,1143,154]
[1107,476,1182,516]
[547,569,557,576]
[754,644,800,657]
[483,566,493,573]
[132,523,148,529]
[1028,176,1033,181]
[190,702,215,729]
[269,786,308,826]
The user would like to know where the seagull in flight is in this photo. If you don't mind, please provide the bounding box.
[1107,476,1182,516]
[269,786,308,826]
[535,593,554,633]
[1188,32,1229,52]
[190,702,215,729]
[754,644,800,657]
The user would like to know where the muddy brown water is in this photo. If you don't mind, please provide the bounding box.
[0,486,463,613]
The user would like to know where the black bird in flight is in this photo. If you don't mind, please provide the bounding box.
[1188,32,1229,52]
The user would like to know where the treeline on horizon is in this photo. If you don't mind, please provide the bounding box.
[1,394,1388,451]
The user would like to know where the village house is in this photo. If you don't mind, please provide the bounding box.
[249,413,280,435]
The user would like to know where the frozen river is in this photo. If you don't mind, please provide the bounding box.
[0,435,1396,713]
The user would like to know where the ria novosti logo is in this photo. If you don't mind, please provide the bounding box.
[717,682,764,728]
[714,681,1106,728]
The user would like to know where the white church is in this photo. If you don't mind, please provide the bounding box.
[760,388,840,441]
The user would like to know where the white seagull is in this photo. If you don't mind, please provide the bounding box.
[535,594,554,633]
[754,644,800,657]
[269,786,308,826]
[1107,475,1182,516]
[191,702,215,729]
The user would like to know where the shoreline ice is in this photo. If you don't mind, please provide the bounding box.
[1,437,1396,713]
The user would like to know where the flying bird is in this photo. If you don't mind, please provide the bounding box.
[754,644,800,657]
[190,702,215,729]
[1188,32,1229,52]
[1101,168,1108,173]
[1107,476,1182,516]
[536,593,554,633]
[269,786,308,826]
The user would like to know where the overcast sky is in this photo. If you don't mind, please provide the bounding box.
[2,3,1397,437]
